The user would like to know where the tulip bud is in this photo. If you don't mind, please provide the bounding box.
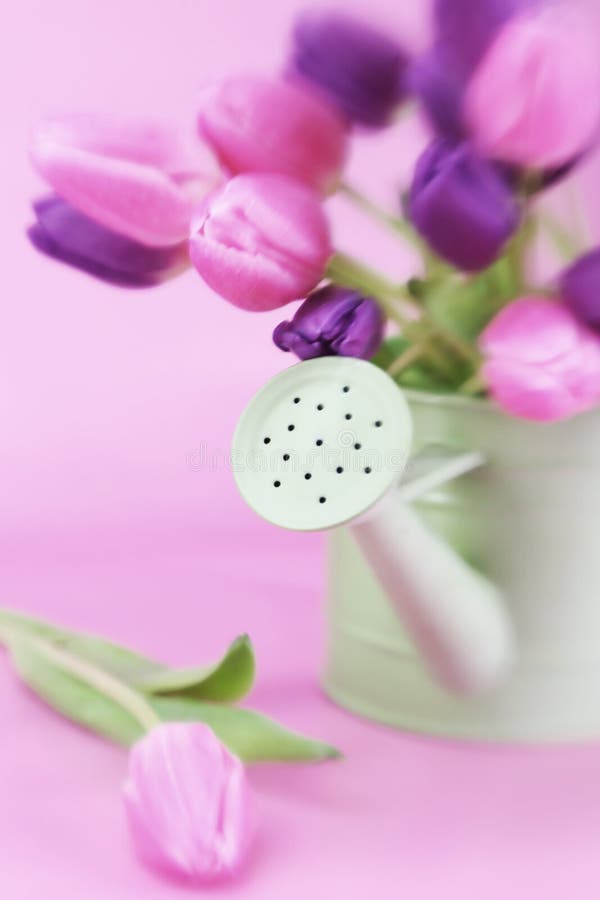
[409,139,519,271]
[28,195,188,287]
[411,0,537,138]
[480,297,600,421]
[196,76,347,193]
[30,115,220,247]
[189,174,332,311]
[288,11,409,128]
[273,285,384,361]
[465,7,600,169]
[123,723,253,884]
[560,248,600,331]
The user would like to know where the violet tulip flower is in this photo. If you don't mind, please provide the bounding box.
[480,297,600,421]
[30,115,220,246]
[196,75,347,193]
[189,174,332,311]
[411,0,538,139]
[561,248,600,331]
[288,10,410,128]
[466,7,600,170]
[409,140,519,271]
[28,195,188,287]
[273,286,384,361]
[123,723,253,884]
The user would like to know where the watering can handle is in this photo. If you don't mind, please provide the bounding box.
[351,447,515,695]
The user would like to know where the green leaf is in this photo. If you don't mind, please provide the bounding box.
[6,631,340,763]
[150,696,341,763]
[0,609,255,703]
[0,608,161,682]
[9,638,144,746]
[134,634,256,703]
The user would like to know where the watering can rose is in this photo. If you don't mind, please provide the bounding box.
[197,75,347,193]
[479,298,600,422]
[189,174,332,311]
[123,723,254,884]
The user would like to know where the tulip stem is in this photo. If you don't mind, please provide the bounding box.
[0,622,161,733]
[387,341,430,377]
[338,181,421,248]
[458,372,487,397]
[325,252,410,323]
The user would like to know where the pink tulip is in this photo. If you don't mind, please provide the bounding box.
[123,723,253,884]
[197,75,347,193]
[480,297,600,421]
[30,115,221,247]
[189,174,332,311]
[465,7,600,169]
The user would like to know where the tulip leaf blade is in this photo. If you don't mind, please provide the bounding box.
[133,634,256,703]
[150,696,341,763]
[0,609,256,703]
[9,636,144,746]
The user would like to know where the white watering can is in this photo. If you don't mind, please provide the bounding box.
[232,357,515,696]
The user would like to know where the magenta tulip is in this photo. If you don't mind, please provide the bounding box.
[465,7,600,169]
[196,75,347,193]
[480,297,600,421]
[123,723,253,884]
[189,174,332,311]
[30,114,221,247]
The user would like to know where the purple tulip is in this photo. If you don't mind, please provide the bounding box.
[288,11,410,128]
[411,0,538,138]
[409,140,520,272]
[561,248,600,330]
[27,195,188,288]
[273,286,384,360]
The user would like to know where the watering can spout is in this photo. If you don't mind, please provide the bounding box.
[232,357,514,699]
[353,447,514,695]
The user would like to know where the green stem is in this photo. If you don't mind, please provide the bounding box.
[325,252,410,326]
[387,341,430,377]
[458,372,487,397]
[0,623,160,733]
[338,182,421,248]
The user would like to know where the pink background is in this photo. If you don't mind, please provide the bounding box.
[3,1,600,897]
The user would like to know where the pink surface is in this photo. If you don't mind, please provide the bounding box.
[4,1,600,897]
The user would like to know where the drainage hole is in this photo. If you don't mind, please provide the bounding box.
[293,397,301,404]
[336,467,344,474]
[316,439,323,447]
[374,420,383,428]
[304,473,312,480]
[344,413,352,420]
[354,442,362,450]
[342,386,350,393]
[364,467,372,474]
[319,496,327,504]
[263,437,271,444]
[288,424,295,432]
[283,454,290,462]
[317,404,324,411]
[273,481,281,488]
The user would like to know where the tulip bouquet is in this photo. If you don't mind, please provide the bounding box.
[28,2,600,423]
[21,0,600,886]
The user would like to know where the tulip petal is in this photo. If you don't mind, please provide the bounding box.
[28,195,187,287]
[30,116,221,247]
